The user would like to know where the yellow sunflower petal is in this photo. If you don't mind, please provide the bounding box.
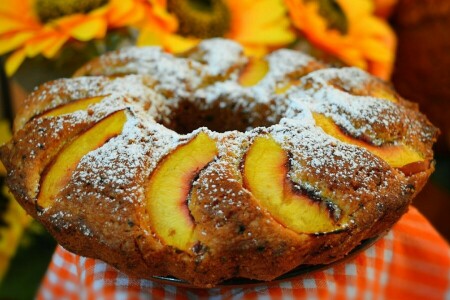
[42,34,68,58]
[338,46,366,69]
[338,0,373,20]
[240,0,287,26]
[286,0,395,79]
[285,0,308,29]
[54,14,107,41]
[0,31,35,54]
[109,0,135,17]
[72,18,107,41]
[5,48,26,76]
[24,28,57,57]
[0,0,39,35]
[0,0,33,16]
[242,44,267,58]
[138,2,178,34]
[228,0,294,45]
[163,34,198,53]
[0,15,36,35]
[0,0,132,67]
[137,27,163,46]
[138,28,197,53]
[87,3,111,17]
[369,60,392,80]
[359,38,393,62]
[352,17,392,37]
[107,0,145,27]
[150,3,178,32]
[233,24,294,45]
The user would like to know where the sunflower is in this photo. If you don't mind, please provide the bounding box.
[285,0,396,79]
[137,0,296,56]
[0,0,176,76]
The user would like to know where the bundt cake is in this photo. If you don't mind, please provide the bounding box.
[0,39,438,287]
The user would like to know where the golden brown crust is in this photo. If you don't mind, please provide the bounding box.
[0,39,439,287]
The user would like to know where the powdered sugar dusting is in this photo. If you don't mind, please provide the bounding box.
[270,120,391,200]
[97,46,204,98]
[304,67,372,91]
[197,38,246,77]
[71,112,179,205]
[15,38,436,247]
[261,49,315,86]
[28,38,427,203]
[289,87,405,145]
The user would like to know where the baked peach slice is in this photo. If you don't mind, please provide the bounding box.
[369,89,398,103]
[243,136,346,234]
[275,80,300,94]
[38,110,127,208]
[329,80,399,103]
[238,58,269,87]
[40,95,105,118]
[312,113,427,172]
[146,132,217,250]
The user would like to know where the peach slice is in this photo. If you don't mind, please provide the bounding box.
[40,95,105,118]
[146,132,217,250]
[238,58,269,87]
[398,160,431,176]
[328,79,398,103]
[370,89,398,103]
[243,136,345,234]
[38,110,127,208]
[275,80,300,95]
[312,113,424,169]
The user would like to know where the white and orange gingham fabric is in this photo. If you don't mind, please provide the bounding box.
[37,206,450,300]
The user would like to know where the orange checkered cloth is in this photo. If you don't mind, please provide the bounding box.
[37,207,450,299]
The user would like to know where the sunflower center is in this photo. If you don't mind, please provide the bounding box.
[35,0,109,23]
[168,0,231,39]
[313,0,348,34]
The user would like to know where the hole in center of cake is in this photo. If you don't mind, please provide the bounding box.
[159,99,279,134]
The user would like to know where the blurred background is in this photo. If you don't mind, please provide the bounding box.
[0,0,449,298]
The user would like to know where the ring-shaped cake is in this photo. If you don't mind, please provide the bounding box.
[0,39,438,287]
